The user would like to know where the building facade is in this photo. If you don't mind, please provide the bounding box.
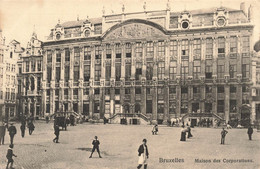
[42,3,255,124]
[0,29,5,120]
[17,33,43,118]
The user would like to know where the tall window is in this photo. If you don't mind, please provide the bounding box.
[229,64,237,79]
[193,66,201,79]
[37,60,41,71]
[146,62,153,80]
[95,46,102,60]
[218,37,225,57]
[146,42,154,58]
[181,40,189,57]
[135,63,142,80]
[105,64,111,81]
[106,45,111,59]
[169,61,177,80]
[242,36,250,54]
[125,64,131,81]
[74,47,80,61]
[56,67,60,82]
[115,44,121,58]
[65,48,70,62]
[47,50,52,63]
[84,65,90,81]
[95,65,101,81]
[193,39,201,60]
[115,63,121,81]
[170,41,177,57]
[205,65,212,79]
[206,38,213,59]
[158,41,165,58]
[230,36,237,53]
[135,42,142,58]
[158,61,165,80]
[217,100,224,113]
[31,61,36,72]
[217,65,224,79]
[56,49,61,62]
[26,61,29,72]
[47,67,52,82]
[84,46,91,60]
[64,66,70,82]
[126,43,131,58]
[181,61,188,80]
[242,64,249,78]
[74,66,79,82]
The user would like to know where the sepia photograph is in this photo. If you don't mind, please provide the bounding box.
[0,0,260,168]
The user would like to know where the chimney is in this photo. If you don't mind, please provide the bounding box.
[240,2,247,16]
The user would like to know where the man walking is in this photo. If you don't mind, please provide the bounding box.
[28,121,35,135]
[247,125,253,140]
[6,144,17,169]
[137,139,149,169]
[20,123,26,138]
[221,128,228,145]
[8,123,17,145]
[89,136,102,158]
[53,124,60,143]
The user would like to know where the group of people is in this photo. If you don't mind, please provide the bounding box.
[180,124,193,141]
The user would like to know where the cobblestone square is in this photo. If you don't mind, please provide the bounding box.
[0,122,259,169]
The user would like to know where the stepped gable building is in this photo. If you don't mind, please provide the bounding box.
[17,32,43,118]
[42,3,255,125]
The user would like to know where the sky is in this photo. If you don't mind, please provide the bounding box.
[0,0,259,47]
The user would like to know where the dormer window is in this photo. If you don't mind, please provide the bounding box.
[181,21,189,29]
[217,17,226,27]
[84,29,90,37]
[56,33,61,40]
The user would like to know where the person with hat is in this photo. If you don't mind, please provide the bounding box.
[137,139,149,169]
[89,136,102,158]
[8,123,17,145]
[53,124,60,143]
[0,122,6,145]
[221,128,228,145]
[28,121,35,135]
[20,123,26,138]
[152,124,158,135]
[180,125,186,141]
[6,144,17,169]
[247,125,253,140]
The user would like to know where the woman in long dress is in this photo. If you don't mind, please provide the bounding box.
[180,126,186,141]
[187,124,193,138]
[137,139,149,169]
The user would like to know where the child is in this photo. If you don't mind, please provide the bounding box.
[6,144,17,169]
[89,136,102,158]
[152,124,158,135]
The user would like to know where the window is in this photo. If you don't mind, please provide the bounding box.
[193,39,201,60]
[37,77,41,91]
[230,100,237,112]
[31,61,36,72]
[10,52,13,58]
[95,45,102,60]
[84,65,90,81]
[242,64,249,78]
[94,24,102,34]
[105,64,111,81]
[146,42,154,58]
[229,64,237,79]
[158,61,165,80]
[205,65,212,79]
[181,61,188,80]
[55,89,59,96]
[218,37,225,56]
[230,36,237,53]
[206,38,213,59]
[115,63,121,81]
[84,46,91,60]
[169,87,176,94]
[125,88,130,94]
[115,44,121,58]
[193,66,201,79]
[47,89,50,96]
[64,66,70,82]
[115,89,120,95]
[146,100,152,114]
[217,65,224,79]
[47,67,52,82]
[158,104,164,114]
[126,43,132,58]
[158,41,165,57]
[242,36,250,54]
[56,67,60,82]
[169,61,177,80]
[181,40,189,56]
[158,88,164,95]
[64,89,68,95]
[26,61,29,72]
[146,62,153,80]
[65,48,70,61]
[47,50,52,63]
[135,63,142,80]
[217,100,224,113]
[56,49,61,62]
[74,66,79,82]
[37,61,41,71]
[170,41,177,57]
[217,86,224,93]
[146,88,151,94]
[84,88,89,95]
[106,45,111,59]
[135,42,142,58]
[206,86,212,93]
[73,89,78,95]
[74,47,80,61]
[242,85,249,92]
[94,88,100,95]
[135,88,141,94]
[95,65,101,81]
[125,64,131,81]
[230,85,236,93]
[193,86,200,93]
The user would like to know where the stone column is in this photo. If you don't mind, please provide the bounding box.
[224,85,230,123]
[212,37,217,76]
[89,88,94,119]
[212,85,217,114]
[163,83,169,124]
[152,41,158,122]
[176,85,181,117]
[188,85,192,113]
[152,86,157,121]
[130,42,136,114]
[142,42,147,78]
[121,43,126,78]
[188,39,193,77]
[69,47,74,111]
[237,84,242,120]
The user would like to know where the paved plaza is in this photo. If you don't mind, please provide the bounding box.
[0,121,259,169]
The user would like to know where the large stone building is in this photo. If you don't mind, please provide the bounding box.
[41,3,256,125]
[0,29,5,119]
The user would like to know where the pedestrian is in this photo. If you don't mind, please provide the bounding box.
[247,125,253,140]
[0,122,6,145]
[8,123,17,145]
[53,124,60,143]
[137,139,149,169]
[89,136,102,158]
[187,124,193,138]
[45,116,49,123]
[152,124,158,135]
[180,125,186,141]
[20,123,26,138]
[6,144,17,169]
[28,121,35,135]
[220,128,228,145]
